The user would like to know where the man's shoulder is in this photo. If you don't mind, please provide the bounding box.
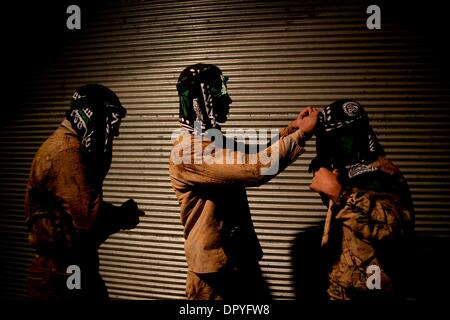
[37,126,81,160]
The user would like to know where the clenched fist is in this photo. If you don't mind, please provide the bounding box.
[120,199,145,230]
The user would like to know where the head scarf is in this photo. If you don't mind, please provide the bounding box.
[66,84,126,182]
[309,99,384,181]
[308,99,415,206]
[176,63,231,133]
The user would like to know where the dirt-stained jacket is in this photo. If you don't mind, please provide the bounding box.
[169,126,306,273]
[24,119,134,300]
[25,119,126,259]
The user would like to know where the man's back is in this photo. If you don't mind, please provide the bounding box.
[25,121,82,220]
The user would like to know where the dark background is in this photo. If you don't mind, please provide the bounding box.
[3,1,450,118]
[2,1,92,123]
[1,0,450,304]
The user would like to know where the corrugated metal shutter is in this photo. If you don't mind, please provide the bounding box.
[1,0,450,299]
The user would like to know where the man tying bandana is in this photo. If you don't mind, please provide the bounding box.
[25,84,145,300]
[170,63,319,300]
[309,99,415,301]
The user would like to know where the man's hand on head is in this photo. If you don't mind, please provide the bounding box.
[289,107,319,139]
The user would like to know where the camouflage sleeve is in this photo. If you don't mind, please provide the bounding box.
[334,188,414,242]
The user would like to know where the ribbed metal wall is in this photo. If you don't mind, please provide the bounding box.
[1,0,450,299]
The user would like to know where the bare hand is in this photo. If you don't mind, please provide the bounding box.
[289,107,319,139]
[310,168,342,202]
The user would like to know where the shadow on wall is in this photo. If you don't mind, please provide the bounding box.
[291,227,450,301]
[291,224,328,302]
